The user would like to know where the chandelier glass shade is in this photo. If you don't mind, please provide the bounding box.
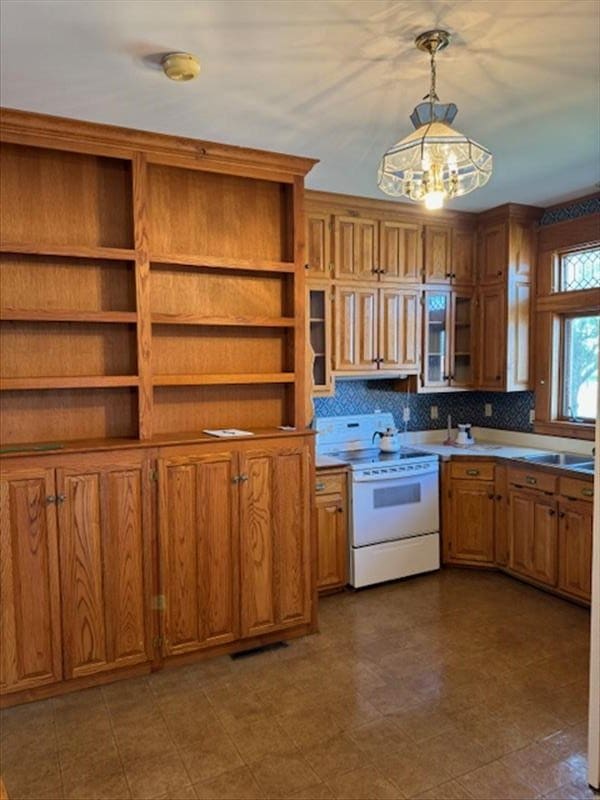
[378,30,493,210]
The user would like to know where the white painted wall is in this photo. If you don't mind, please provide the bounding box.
[588,386,599,789]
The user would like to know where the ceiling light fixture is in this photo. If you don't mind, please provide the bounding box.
[377,30,492,210]
[161,52,201,82]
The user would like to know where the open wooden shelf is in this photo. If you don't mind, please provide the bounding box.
[150,253,295,274]
[0,309,138,324]
[151,313,294,328]
[0,376,139,391]
[152,373,295,387]
[0,243,136,261]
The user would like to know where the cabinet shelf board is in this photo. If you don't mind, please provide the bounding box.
[0,375,140,391]
[150,252,295,274]
[152,373,295,386]
[0,309,137,324]
[150,313,294,328]
[0,243,136,261]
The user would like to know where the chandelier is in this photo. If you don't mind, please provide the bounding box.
[377,29,492,210]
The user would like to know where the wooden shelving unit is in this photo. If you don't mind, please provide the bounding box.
[0,108,317,447]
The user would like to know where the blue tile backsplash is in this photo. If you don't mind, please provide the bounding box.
[313,380,535,433]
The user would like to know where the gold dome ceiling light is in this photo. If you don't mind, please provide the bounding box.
[378,30,492,210]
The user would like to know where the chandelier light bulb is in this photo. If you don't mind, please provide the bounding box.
[377,29,492,209]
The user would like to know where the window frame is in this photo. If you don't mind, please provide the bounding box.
[534,238,600,441]
[558,311,599,424]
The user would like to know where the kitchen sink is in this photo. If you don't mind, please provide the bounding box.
[520,452,591,467]
[570,461,595,474]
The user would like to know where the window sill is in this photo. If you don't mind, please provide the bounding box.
[534,420,595,441]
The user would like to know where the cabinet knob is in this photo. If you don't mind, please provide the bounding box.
[316,481,326,491]
[239,474,249,483]
[304,263,310,270]
[525,476,537,485]
[582,488,593,497]
[496,494,502,501]
[548,509,556,516]
[496,375,502,381]
[559,511,566,518]
[487,493,494,499]
[466,469,480,476]
[445,272,452,278]
[338,507,343,513]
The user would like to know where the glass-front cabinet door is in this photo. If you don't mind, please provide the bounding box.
[423,291,451,387]
[451,293,474,387]
[308,286,333,396]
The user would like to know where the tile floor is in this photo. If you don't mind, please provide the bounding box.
[1,570,597,800]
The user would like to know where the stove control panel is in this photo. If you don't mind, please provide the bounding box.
[353,460,439,481]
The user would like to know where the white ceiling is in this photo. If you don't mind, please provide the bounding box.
[1,0,599,211]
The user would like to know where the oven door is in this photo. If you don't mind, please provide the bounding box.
[351,467,439,548]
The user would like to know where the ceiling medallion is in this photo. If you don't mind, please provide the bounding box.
[377,29,493,210]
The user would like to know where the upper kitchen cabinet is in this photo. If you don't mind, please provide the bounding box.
[475,204,541,391]
[305,212,331,277]
[334,285,420,374]
[421,289,474,390]
[423,224,476,285]
[379,220,422,283]
[334,215,379,281]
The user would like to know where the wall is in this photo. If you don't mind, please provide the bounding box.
[313,380,535,433]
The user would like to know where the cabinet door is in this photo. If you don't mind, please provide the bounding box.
[423,291,452,387]
[452,228,476,285]
[308,285,333,395]
[0,467,62,694]
[379,220,421,283]
[558,501,593,601]
[379,288,420,372]
[530,496,558,586]
[448,480,495,563]
[158,450,239,656]
[239,443,312,637]
[334,216,378,281]
[509,490,558,586]
[424,225,452,283]
[450,292,474,387]
[479,223,507,284]
[305,213,331,277]
[509,490,535,576]
[316,492,347,592]
[57,454,153,678]
[334,285,378,371]
[477,286,506,389]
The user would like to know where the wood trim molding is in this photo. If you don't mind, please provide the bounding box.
[0,107,319,179]
[533,421,595,441]
[305,188,477,225]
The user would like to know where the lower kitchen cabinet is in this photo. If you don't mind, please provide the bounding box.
[558,499,593,600]
[315,469,348,592]
[0,433,315,705]
[447,479,495,563]
[158,450,239,656]
[57,454,154,678]
[239,443,312,637]
[158,439,313,649]
[508,489,558,587]
[442,459,591,604]
[0,466,62,694]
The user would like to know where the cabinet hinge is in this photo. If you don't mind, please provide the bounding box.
[152,594,166,611]
[419,295,425,305]
[149,468,158,482]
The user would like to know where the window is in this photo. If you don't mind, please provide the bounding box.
[557,246,600,292]
[561,314,599,422]
[535,236,599,440]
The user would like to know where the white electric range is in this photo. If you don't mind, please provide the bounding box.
[315,413,440,588]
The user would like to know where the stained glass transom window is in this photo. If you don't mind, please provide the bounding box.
[559,247,600,292]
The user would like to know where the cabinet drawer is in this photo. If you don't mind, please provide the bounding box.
[450,461,494,481]
[559,476,594,502]
[508,467,557,494]
[315,470,346,495]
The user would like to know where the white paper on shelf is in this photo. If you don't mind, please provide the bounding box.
[203,429,254,437]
